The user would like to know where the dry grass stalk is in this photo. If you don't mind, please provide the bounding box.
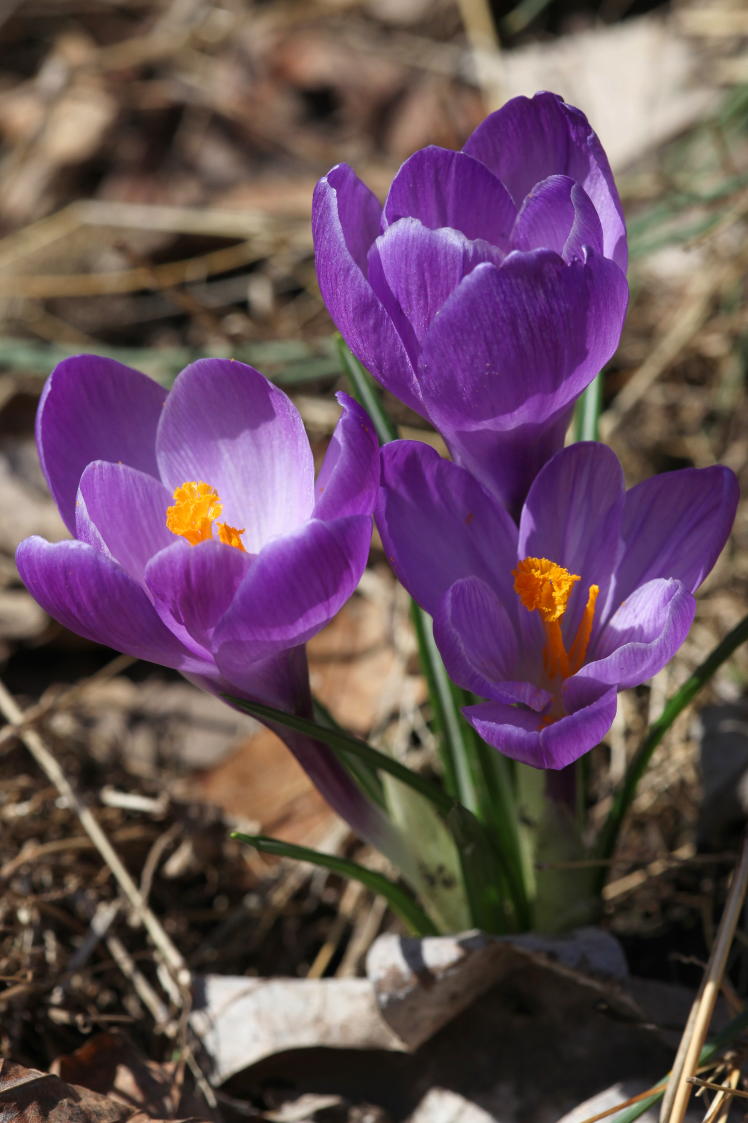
[659,829,748,1123]
[0,677,189,1003]
[601,262,742,441]
[697,1066,743,1123]
[575,1080,669,1123]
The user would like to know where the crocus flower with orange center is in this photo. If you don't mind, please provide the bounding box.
[16,354,409,864]
[377,440,738,769]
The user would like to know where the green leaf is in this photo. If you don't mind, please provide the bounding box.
[573,372,603,442]
[312,695,384,806]
[446,803,516,933]
[232,832,438,935]
[225,696,454,817]
[336,337,398,443]
[381,773,471,933]
[596,611,748,891]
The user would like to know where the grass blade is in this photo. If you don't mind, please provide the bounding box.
[336,337,398,443]
[225,696,454,817]
[233,833,438,935]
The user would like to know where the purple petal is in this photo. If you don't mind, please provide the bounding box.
[464,91,627,271]
[464,682,617,769]
[420,250,628,512]
[145,538,252,649]
[376,441,518,617]
[383,147,516,247]
[443,406,573,518]
[312,166,420,412]
[420,250,628,427]
[314,393,380,520]
[509,176,603,262]
[36,354,166,534]
[614,466,739,606]
[156,359,314,550]
[371,219,504,346]
[584,578,695,688]
[518,443,625,636]
[15,536,205,672]
[214,515,372,665]
[76,461,173,583]
[434,577,550,703]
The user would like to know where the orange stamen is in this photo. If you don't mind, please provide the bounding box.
[513,556,598,682]
[568,584,599,674]
[513,557,580,623]
[217,522,246,551]
[166,481,246,551]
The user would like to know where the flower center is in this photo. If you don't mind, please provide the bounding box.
[166,481,246,551]
[513,556,598,679]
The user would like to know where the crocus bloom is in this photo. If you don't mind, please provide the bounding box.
[313,91,629,514]
[16,354,404,862]
[377,440,738,770]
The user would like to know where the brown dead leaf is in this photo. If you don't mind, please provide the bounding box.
[308,587,423,735]
[193,726,336,848]
[52,1032,183,1117]
[0,1058,131,1123]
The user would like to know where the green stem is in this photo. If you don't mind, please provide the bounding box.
[409,605,461,802]
[596,612,748,891]
[460,689,532,929]
[233,833,437,936]
[337,337,398,443]
[573,373,603,442]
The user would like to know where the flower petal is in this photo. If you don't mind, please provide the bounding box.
[584,578,695,688]
[383,146,516,247]
[614,465,739,605]
[371,218,504,346]
[419,250,628,511]
[145,538,252,649]
[312,166,420,412]
[76,461,173,583]
[518,443,625,636]
[214,515,372,665]
[314,393,380,520]
[156,359,314,549]
[376,441,518,618]
[434,577,548,701]
[464,682,617,769]
[15,537,204,671]
[509,175,603,262]
[421,250,627,427]
[463,91,627,271]
[36,354,166,534]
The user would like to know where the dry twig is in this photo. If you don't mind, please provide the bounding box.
[659,828,748,1123]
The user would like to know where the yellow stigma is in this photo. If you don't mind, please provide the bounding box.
[513,556,597,681]
[513,557,580,623]
[166,481,246,551]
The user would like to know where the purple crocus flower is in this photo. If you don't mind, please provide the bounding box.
[16,354,406,863]
[313,91,629,513]
[377,440,738,770]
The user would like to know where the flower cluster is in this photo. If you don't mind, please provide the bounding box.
[16,89,738,826]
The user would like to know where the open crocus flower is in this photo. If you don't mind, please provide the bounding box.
[16,354,404,861]
[313,91,629,514]
[377,440,738,770]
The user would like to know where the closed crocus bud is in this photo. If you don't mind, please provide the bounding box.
[17,354,410,865]
[313,91,629,515]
